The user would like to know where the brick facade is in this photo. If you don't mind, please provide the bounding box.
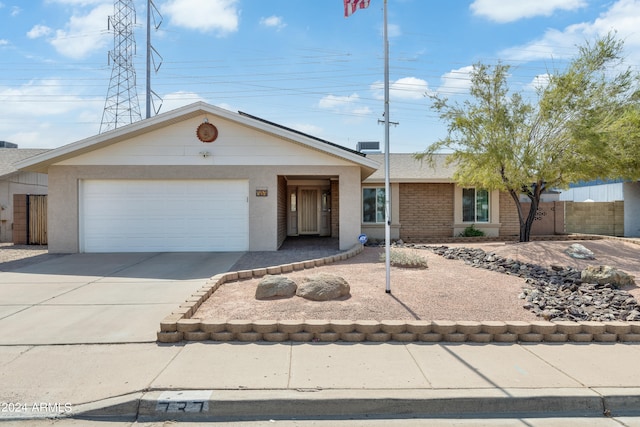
[277,176,287,248]
[399,183,454,241]
[498,191,520,237]
[331,180,339,238]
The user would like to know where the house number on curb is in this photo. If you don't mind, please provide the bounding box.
[155,390,212,413]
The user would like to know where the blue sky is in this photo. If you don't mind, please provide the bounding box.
[1,0,640,152]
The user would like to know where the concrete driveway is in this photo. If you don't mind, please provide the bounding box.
[0,252,244,345]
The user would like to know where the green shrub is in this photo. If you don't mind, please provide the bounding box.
[379,249,428,269]
[458,224,485,237]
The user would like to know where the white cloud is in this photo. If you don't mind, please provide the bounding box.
[528,73,552,92]
[500,0,640,64]
[371,77,432,100]
[260,15,286,31]
[162,0,239,35]
[319,94,357,110]
[318,93,372,118]
[0,79,103,148]
[499,27,583,62]
[470,0,587,23]
[27,25,53,39]
[437,66,474,95]
[0,39,8,46]
[10,6,20,16]
[49,3,111,59]
[0,79,85,116]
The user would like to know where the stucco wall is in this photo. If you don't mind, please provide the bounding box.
[338,167,363,250]
[47,164,362,253]
[518,201,565,235]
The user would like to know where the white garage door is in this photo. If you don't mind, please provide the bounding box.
[80,179,249,252]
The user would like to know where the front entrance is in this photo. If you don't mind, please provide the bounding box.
[299,189,319,234]
[287,184,331,237]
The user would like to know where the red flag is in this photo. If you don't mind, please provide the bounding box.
[344,0,370,17]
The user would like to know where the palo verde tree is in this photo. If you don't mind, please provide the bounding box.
[417,33,640,242]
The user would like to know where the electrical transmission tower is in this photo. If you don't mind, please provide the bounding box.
[100,0,142,133]
[146,0,163,118]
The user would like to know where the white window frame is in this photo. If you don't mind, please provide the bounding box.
[462,188,490,223]
[362,187,386,224]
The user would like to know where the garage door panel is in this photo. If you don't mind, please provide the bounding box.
[81,180,249,252]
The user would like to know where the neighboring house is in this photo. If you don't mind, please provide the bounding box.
[0,145,49,243]
[17,103,378,253]
[362,153,519,241]
[559,179,625,202]
[559,179,640,237]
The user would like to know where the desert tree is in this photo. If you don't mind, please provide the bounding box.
[417,33,640,242]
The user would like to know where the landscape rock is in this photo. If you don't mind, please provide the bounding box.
[403,243,640,322]
[255,275,297,299]
[297,274,350,301]
[565,243,596,260]
[581,265,636,288]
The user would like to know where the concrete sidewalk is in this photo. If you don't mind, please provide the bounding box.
[1,341,639,422]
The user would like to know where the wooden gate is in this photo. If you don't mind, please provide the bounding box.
[13,194,47,245]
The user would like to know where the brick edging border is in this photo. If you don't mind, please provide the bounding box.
[157,236,640,344]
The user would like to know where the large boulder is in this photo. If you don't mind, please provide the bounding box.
[255,275,297,299]
[566,243,596,260]
[296,274,350,301]
[581,265,636,288]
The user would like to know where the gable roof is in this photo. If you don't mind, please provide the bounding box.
[16,102,380,176]
[0,148,50,179]
[364,153,456,183]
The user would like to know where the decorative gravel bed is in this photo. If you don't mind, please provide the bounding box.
[419,245,640,322]
[158,238,640,344]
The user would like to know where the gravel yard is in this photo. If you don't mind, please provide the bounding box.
[194,239,640,322]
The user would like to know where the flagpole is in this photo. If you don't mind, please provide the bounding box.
[383,0,391,294]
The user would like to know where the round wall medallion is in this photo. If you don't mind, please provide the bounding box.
[196,122,218,143]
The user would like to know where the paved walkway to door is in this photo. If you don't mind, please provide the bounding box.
[229,236,341,270]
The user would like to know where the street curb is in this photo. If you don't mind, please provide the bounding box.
[69,392,142,421]
[62,388,640,422]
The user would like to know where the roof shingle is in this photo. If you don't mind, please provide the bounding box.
[364,153,456,183]
[0,148,50,179]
